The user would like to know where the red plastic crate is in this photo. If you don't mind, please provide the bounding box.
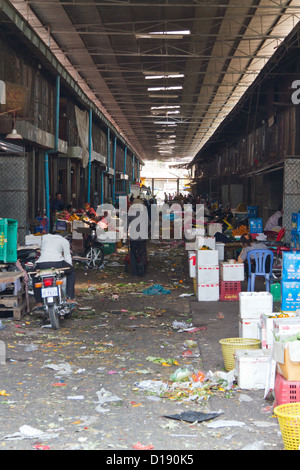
[274,372,300,406]
[219,280,241,301]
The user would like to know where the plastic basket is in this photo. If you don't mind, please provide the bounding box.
[274,373,300,407]
[219,280,241,301]
[0,218,18,263]
[219,338,261,371]
[274,403,300,450]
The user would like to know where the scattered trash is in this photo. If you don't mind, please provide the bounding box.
[42,362,73,376]
[142,284,171,295]
[239,394,253,403]
[240,441,265,450]
[178,293,194,297]
[164,410,223,423]
[67,395,84,400]
[3,425,59,441]
[206,420,246,428]
[94,388,122,413]
[132,442,154,450]
[170,367,193,382]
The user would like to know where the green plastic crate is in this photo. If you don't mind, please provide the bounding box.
[102,242,116,254]
[0,218,18,263]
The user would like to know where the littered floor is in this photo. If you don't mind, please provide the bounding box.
[0,241,284,451]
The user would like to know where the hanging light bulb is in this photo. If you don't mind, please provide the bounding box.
[6,110,22,139]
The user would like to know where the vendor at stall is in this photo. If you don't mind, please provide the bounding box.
[264,206,283,231]
[237,233,268,264]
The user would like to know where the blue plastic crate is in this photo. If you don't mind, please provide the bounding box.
[249,217,263,233]
[292,213,300,233]
[247,205,258,218]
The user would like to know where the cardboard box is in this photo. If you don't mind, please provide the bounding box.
[273,340,300,381]
[282,252,300,280]
[196,283,219,301]
[281,281,300,311]
[220,262,245,281]
[197,265,219,283]
[196,249,218,266]
[239,292,273,319]
[235,349,273,390]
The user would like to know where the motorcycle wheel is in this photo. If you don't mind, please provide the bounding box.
[85,246,104,268]
[49,304,60,329]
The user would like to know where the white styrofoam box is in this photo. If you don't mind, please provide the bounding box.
[196,249,219,266]
[202,237,216,250]
[216,242,225,261]
[188,251,196,278]
[197,265,219,283]
[196,283,219,301]
[25,235,42,246]
[235,349,273,390]
[239,292,273,319]
[220,262,245,281]
[261,313,276,349]
[239,317,261,340]
[184,229,205,250]
[273,317,300,338]
[207,223,222,237]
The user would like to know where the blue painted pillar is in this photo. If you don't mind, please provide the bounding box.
[113,136,117,205]
[87,109,92,203]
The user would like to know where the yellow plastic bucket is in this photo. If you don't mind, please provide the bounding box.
[274,403,300,450]
[219,338,261,371]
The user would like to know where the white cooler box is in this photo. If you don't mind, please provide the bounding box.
[239,292,273,319]
[197,265,219,283]
[196,249,218,266]
[196,283,219,301]
[235,349,273,390]
[239,317,261,340]
[220,262,244,281]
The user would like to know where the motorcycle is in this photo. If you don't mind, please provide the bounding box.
[16,246,40,294]
[73,221,105,269]
[33,267,75,329]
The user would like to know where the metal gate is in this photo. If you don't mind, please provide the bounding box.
[283,156,300,243]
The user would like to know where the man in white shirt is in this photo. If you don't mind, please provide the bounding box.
[33,233,76,309]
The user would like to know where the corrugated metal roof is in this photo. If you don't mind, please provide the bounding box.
[9,0,300,163]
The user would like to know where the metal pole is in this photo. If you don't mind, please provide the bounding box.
[87,109,92,203]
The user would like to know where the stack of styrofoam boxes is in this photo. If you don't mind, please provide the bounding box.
[281,251,300,313]
[238,292,273,340]
[235,292,274,389]
[196,237,219,301]
[219,261,244,301]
